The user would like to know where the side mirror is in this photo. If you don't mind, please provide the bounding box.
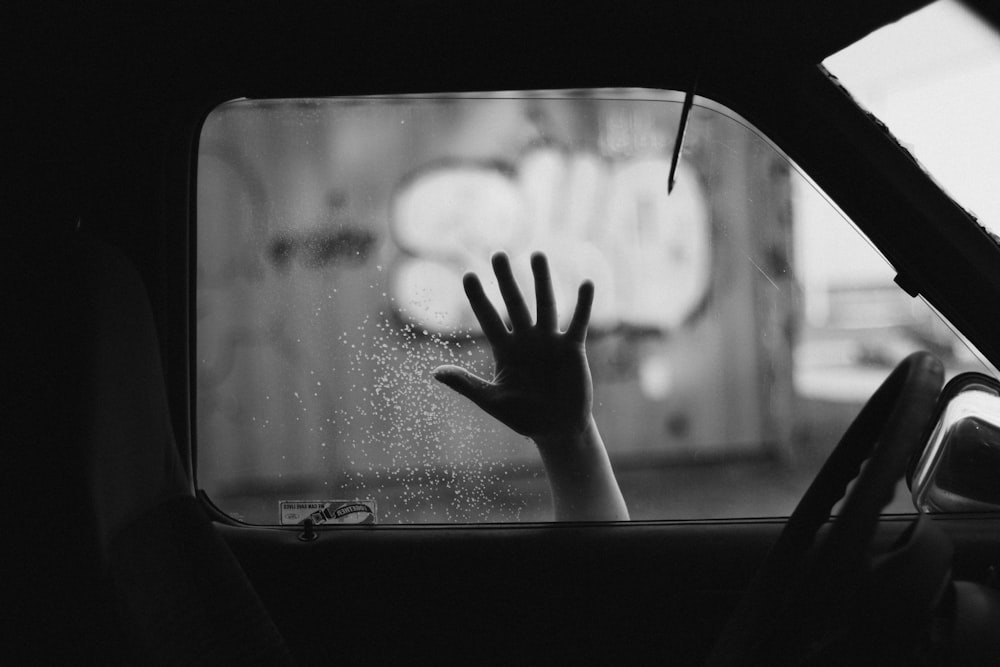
[909,373,1000,512]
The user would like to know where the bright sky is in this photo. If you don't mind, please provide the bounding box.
[824,0,1000,233]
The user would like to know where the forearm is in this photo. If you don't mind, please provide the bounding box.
[534,415,630,522]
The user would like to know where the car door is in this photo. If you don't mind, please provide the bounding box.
[182,3,1000,664]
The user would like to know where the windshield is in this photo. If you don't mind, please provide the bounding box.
[824,0,1000,235]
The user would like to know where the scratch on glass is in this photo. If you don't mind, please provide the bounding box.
[747,255,780,291]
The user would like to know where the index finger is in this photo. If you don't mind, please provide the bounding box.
[463,272,509,346]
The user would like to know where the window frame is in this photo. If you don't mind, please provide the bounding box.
[178,6,1000,531]
[188,84,992,528]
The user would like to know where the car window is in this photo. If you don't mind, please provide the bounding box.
[824,0,1000,236]
[196,90,988,525]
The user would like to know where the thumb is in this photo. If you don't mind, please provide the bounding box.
[432,364,494,407]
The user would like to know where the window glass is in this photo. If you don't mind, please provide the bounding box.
[196,90,986,524]
[824,0,1000,235]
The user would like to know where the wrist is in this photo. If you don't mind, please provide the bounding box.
[532,414,598,453]
[531,415,629,522]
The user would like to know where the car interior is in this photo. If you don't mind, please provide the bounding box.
[8,0,1000,664]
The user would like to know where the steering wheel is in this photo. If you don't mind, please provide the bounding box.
[707,351,943,665]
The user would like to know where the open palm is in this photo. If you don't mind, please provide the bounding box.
[433,251,595,441]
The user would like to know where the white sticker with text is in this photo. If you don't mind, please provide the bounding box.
[279,500,377,525]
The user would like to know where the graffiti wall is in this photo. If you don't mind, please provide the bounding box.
[196,92,796,523]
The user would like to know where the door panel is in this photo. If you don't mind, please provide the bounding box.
[219,516,1000,665]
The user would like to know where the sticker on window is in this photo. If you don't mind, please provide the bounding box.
[279,500,377,525]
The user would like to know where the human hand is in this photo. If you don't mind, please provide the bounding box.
[434,250,627,521]
[432,251,595,443]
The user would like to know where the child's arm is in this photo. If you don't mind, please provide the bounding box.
[433,251,629,521]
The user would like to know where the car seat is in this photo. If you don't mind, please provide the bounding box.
[5,230,293,665]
